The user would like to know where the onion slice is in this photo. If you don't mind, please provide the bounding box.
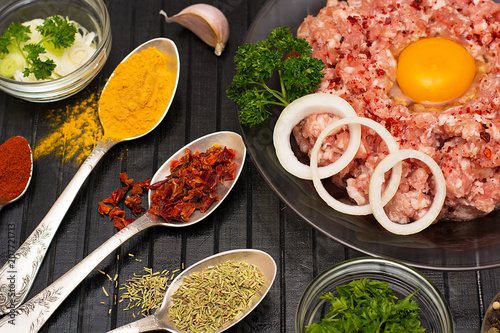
[311,117,402,215]
[273,93,361,180]
[369,149,446,235]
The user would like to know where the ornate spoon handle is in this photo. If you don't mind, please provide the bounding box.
[0,214,157,333]
[0,138,118,316]
[107,315,176,333]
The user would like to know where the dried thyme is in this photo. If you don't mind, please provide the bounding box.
[119,267,180,317]
[169,260,266,333]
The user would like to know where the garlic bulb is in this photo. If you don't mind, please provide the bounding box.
[160,4,229,56]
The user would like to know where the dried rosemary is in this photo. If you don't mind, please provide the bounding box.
[119,267,180,317]
[169,260,266,333]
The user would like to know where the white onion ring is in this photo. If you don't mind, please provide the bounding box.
[310,117,402,215]
[273,93,361,180]
[369,149,446,235]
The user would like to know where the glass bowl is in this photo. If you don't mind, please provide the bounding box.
[0,0,111,102]
[482,290,500,332]
[238,0,500,270]
[295,257,454,332]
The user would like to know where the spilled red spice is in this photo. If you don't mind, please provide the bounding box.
[98,173,150,230]
[0,136,32,205]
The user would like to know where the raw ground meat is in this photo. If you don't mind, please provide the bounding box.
[295,0,500,222]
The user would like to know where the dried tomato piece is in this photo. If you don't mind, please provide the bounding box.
[130,178,151,196]
[98,174,152,230]
[179,202,196,220]
[148,178,169,190]
[125,194,146,215]
[204,172,218,191]
[109,206,125,221]
[200,196,216,212]
[103,186,129,206]
[217,147,236,163]
[170,149,192,175]
[148,144,237,223]
[120,172,134,186]
[202,153,217,166]
[184,174,206,189]
[224,163,236,180]
[98,202,112,215]
[113,216,134,230]
[188,187,205,200]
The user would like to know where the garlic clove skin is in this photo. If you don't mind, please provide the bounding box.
[160,4,229,56]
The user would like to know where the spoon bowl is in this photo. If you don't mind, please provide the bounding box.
[150,131,246,227]
[0,131,246,333]
[109,249,277,333]
[0,138,33,211]
[0,37,180,315]
[482,289,500,332]
[100,38,180,141]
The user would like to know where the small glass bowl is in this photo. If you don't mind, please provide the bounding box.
[482,290,500,332]
[295,257,454,332]
[0,0,111,102]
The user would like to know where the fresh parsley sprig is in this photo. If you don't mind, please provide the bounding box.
[227,27,325,127]
[0,16,77,80]
[306,278,425,333]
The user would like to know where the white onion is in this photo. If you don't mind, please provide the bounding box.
[60,42,95,75]
[310,116,402,215]
[81,32,97,46]
[369,149,446,235]
[273,93,361,180]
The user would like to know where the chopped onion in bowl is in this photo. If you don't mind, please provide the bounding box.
[3,17,97,82]
[310,117,402,216]
[369,149,446,235]
[273,93,361,180]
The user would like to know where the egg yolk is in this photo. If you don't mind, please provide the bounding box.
[396,38,476,104]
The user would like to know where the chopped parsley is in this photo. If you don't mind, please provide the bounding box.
[306,278,425,333]
[0,16,77,80]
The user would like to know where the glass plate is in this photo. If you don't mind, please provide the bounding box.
[238,0,500,270]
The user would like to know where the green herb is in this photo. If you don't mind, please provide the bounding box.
[119,267,180,317]
[227,26,325,127]
[0,16,77,80]
[169,260,266,333]
[36,16,77,49]
[306,278,425,333]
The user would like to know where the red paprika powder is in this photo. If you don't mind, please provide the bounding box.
[0,136,32,205]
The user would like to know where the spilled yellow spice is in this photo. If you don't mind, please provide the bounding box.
[34,90,103,165]
[34,47,176,164]
[98,47,177,141]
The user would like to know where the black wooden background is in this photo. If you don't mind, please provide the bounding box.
[0,0,499,332]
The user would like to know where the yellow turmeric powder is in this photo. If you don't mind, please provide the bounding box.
[34,89,103,165]
[98,47,177,141]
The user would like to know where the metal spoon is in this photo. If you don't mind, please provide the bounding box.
[0,37,180,315]
[0,131,246,333]
[481,289,500,332]
[108,248,276,333]
[0,138,33,211]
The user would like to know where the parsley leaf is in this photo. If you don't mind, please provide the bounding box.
[36,16,77,49]
[0,22,30,55]
[227,27,325,127]
[22,43,45,60]
[23,57,56,79]
[306,278,426,333]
